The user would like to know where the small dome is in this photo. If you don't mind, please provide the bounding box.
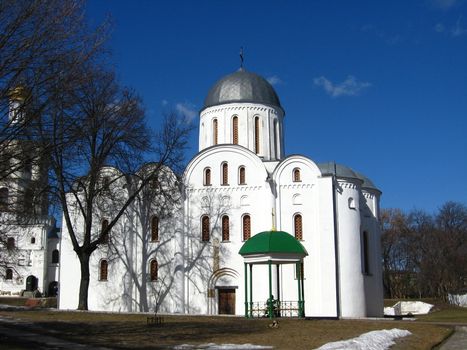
[203,69,282,110]
[356,172,380,192]
[239,230,308,256]
[318,162,359,180]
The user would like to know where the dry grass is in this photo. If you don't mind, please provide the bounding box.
[0,309,453,349]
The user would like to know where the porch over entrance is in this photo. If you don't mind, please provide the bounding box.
[239,230,308,318]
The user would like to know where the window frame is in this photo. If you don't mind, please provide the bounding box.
[221,162,228,186]
[151,215,159,242]
[150,259,158,282]
[232,116,239,144]
[204,167,212,186]
[99,259,108,281]
[242,214,251,241]
[201,215,210,242]
[293,168,301,182]
[294,214,303,240]
[238,166,246,185]
[222,215,230,242]
[51,249,60,264]
[212,118,218,145]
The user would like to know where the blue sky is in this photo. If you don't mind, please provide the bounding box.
[86,0,467,213]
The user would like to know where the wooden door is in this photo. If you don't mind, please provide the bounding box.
[218,289,236,315]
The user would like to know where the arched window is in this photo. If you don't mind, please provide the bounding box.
[99,260,108,281]
[348,197,356,209]
[242,215,251,241]
[238,166,246,185]
[204,168,211,186]
[151,216,159,241]
[293,168,301,182]
[213,118,218,145]
[5,268,13,280]
[221,162,228,185]
[201,215,210,242]
[232,116,238,144]
[274,120,279,157]
[6,237,15,250]
[101,219,109,243]
[222,215,229,241]
[150,259,158,281]
[362,231,370,275]
[294,214,303,240]
[52,249,59,264]
[254,117,260,154]
[0,187,8,211]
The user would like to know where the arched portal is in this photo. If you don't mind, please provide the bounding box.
[25,275,38,291]
[207,268,239,315]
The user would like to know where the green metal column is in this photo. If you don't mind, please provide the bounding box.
[249,263,253,318]
[244,263,248,318]
[268,260,273,319]
[296,262,302,317]
[300,260,305,317]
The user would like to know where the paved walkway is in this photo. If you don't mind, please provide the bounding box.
[438,326,467,350]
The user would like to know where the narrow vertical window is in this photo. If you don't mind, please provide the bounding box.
[151,216,159,241]
[232,116,238,144]
[242,215,251,241]
[222,215,230,241]
[30,237,36,244]
[52,249,59,264]
[201,215,210,242]
[5,268,13,280]
[101,219,109,243]
[6,237,15,250]
[150,259,158,281]
[362,231,370,274]
[204,168,211,186]
[254,117,260,154]
[274,120,279,157]
[294,214,303,240]
[0,187,8,211]
[239,166,246,185]
[293,168,301,182]
[221,162,228,185]
[99,260,108,281]
[213,118,218,145]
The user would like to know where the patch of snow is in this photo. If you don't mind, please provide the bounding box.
[448,292,467,307]
[315,328,411,350]
[384,301,433,316]
[174,344,273,349]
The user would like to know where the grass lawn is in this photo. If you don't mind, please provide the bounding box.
[0,309,454,349]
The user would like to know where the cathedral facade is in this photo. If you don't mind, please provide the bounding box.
[58,68,383,318]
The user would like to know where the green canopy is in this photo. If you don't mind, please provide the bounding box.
[239,230,308,256]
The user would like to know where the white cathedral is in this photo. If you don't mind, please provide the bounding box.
[57,68,384,318]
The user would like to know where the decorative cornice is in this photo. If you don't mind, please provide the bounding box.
[363,192,375,200]
[279,183,314,190]
[338,182,359,190]
[187,185,263,194]
[201,105,278,116]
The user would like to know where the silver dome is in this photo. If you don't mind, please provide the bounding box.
[203,69,282,110]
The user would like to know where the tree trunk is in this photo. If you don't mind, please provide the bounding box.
[78,253,90,310]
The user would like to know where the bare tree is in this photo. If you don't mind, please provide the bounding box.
[381,202,467,300]
[41,69,192,309]
[0,0,106,274]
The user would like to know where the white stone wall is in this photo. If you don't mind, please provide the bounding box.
[199,104,284,161]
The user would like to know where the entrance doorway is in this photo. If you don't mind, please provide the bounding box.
[218,288,236,315]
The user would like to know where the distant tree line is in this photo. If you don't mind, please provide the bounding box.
[381,201,467,300]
